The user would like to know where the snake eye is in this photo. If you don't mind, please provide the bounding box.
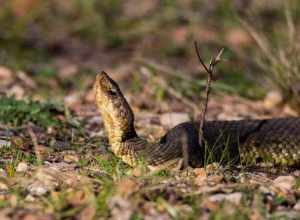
[107,89,117,96]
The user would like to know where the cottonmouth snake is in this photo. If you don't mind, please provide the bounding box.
[95,71,300,170]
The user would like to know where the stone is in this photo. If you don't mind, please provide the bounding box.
[208,192,242,205]
[263,90,283,109]
[16,162,28,172]
[27,181,49,196]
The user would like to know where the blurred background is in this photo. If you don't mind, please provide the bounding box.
[1,0,300,118]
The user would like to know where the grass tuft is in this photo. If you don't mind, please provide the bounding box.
[0,96,63,129]
[244,3,300,110]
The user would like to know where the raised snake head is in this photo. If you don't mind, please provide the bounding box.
[94,71,136,143]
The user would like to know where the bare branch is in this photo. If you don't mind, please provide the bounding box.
[194,42,224,155]
[194,41,210,74]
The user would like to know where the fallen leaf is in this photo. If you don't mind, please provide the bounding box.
[194,168,207,186]
[272,175,296,193]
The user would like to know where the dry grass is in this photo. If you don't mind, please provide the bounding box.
[242,2,300,110]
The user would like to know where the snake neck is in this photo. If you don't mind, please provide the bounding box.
[101,109,160,167]
[113,137,153,167]
[100,109,138,155]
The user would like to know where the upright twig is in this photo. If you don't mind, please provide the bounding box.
[194,41,224,147]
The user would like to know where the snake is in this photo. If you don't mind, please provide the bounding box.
[94,71,300,170]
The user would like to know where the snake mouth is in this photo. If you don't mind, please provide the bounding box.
[96,71,111,84]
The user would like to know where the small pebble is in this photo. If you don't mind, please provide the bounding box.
[16,162,28,172]
[27,181,49,196]
[25,194,36,202]
[208,192,242,205]
[263,90,283,109]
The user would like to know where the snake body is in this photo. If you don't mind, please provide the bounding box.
[95,71,300,169]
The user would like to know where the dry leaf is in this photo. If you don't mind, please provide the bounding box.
[272,175,296,192]
[116,177,139,197]
[194,168,207,186]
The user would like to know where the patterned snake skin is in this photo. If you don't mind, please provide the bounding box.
[95,71,300,169]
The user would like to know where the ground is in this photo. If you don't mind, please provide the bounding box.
[0,1,300,219]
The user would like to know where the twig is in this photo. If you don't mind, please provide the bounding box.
[194,41,224,147]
